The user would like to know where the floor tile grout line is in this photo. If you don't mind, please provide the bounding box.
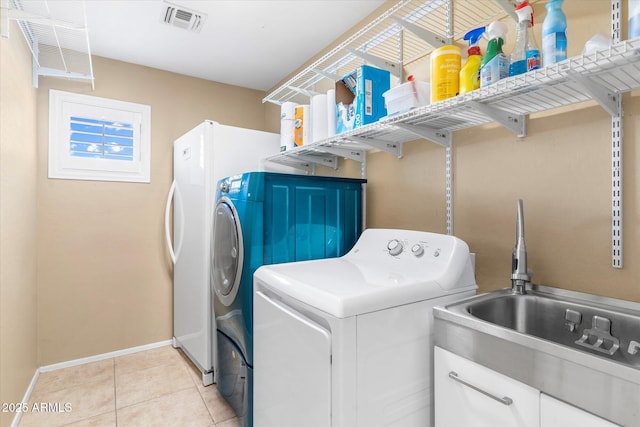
[113,351,195,411]
[195,382,217,426]
[115,383,196,412]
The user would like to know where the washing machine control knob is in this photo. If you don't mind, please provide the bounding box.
[387,239,404,256]
[411,243,424,257]
[220,182,230,193]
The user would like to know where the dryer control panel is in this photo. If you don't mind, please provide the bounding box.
[386,238,440,259]
[348,229,455,262]
[344,228,476,291]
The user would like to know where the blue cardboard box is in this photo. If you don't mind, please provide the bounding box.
[336,65,390,134]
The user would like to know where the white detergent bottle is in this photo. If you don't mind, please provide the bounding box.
[542,0,567,66]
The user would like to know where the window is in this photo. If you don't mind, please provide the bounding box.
[49,90,151,183]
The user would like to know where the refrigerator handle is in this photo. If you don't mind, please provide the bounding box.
[165,180,177,264]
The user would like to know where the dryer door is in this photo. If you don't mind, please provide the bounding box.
[254,291,332,427]
[212,198,243,307]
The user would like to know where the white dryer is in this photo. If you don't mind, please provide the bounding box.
[253,228,477,427]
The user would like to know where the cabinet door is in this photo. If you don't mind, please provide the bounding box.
[434,346,539,427]
[540,394,620,427]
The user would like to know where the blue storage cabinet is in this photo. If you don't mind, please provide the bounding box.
[263,173,364,264]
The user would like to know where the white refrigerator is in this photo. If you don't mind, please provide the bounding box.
[164,120,286,385]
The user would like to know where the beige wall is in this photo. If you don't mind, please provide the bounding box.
[36,56,269,365]
[269,1,640,302]
[2,1,639,416]
[0,23,39,427]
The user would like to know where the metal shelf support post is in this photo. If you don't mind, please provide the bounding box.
[611,0,623,268]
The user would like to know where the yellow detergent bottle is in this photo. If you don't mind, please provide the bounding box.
[459,27,485,94]
[430,45,462,103]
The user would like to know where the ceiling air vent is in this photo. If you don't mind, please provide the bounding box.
[162,2,206,33]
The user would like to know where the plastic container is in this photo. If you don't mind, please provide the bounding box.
[430,45,462,103]
[383,79,430,115]
[480,21,509,88]
[510,1,540,76]
[630,0,640,39]
[542,0,567,67]
[459,27,485,94]
[293,105,310,147]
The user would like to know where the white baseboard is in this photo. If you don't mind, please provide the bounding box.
[11,339,172,427]
[38,339,173,373]
[10,369,39,427]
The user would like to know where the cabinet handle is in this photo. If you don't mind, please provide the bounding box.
[448,371,513,406]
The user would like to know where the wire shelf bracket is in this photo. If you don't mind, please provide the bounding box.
[393,123,451,147]
[468,100,526,137]
[566,71,620,118]
[320,146,366,163]
[344,47,401,77]
[390,15,450,47]
[348,136,404,158]
[268,156,315,174]
[286,153,338,170]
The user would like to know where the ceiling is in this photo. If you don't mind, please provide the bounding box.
[77,0,386,91]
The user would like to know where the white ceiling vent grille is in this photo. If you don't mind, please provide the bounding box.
[162,2,206,33]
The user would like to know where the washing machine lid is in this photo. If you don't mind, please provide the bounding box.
[254,229,477,318]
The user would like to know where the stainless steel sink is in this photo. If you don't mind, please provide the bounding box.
[433,285,640,426]
[462,290,640,368]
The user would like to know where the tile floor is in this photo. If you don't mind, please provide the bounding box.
[18,345,240,427]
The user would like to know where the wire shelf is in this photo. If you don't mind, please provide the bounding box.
[266,37,640,165]
[7,0,94,88]
[263,0,523,106]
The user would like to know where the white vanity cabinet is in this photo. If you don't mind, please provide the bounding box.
[540,394,620,427]
[434,346,539,427]
[435,347,621,427]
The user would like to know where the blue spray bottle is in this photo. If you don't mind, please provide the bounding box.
[510,1,540,76]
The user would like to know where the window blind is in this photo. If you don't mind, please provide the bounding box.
[69,117,134,161]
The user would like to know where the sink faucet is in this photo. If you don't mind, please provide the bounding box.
[511,199,532,294]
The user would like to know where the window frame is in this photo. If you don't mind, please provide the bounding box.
[49,90,151,183]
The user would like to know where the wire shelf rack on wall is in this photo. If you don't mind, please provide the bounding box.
[263,0,523,106]
[1,0,94,89]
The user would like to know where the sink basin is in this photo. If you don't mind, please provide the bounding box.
[463,291,640,368]
[433,285,640,426]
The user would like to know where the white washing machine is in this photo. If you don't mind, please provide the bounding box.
[253,228,477,427]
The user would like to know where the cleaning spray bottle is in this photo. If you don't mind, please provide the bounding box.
[459,27,486,94]
[510,1,540,76]
[480,21,509,88]
[542,0,567,66]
